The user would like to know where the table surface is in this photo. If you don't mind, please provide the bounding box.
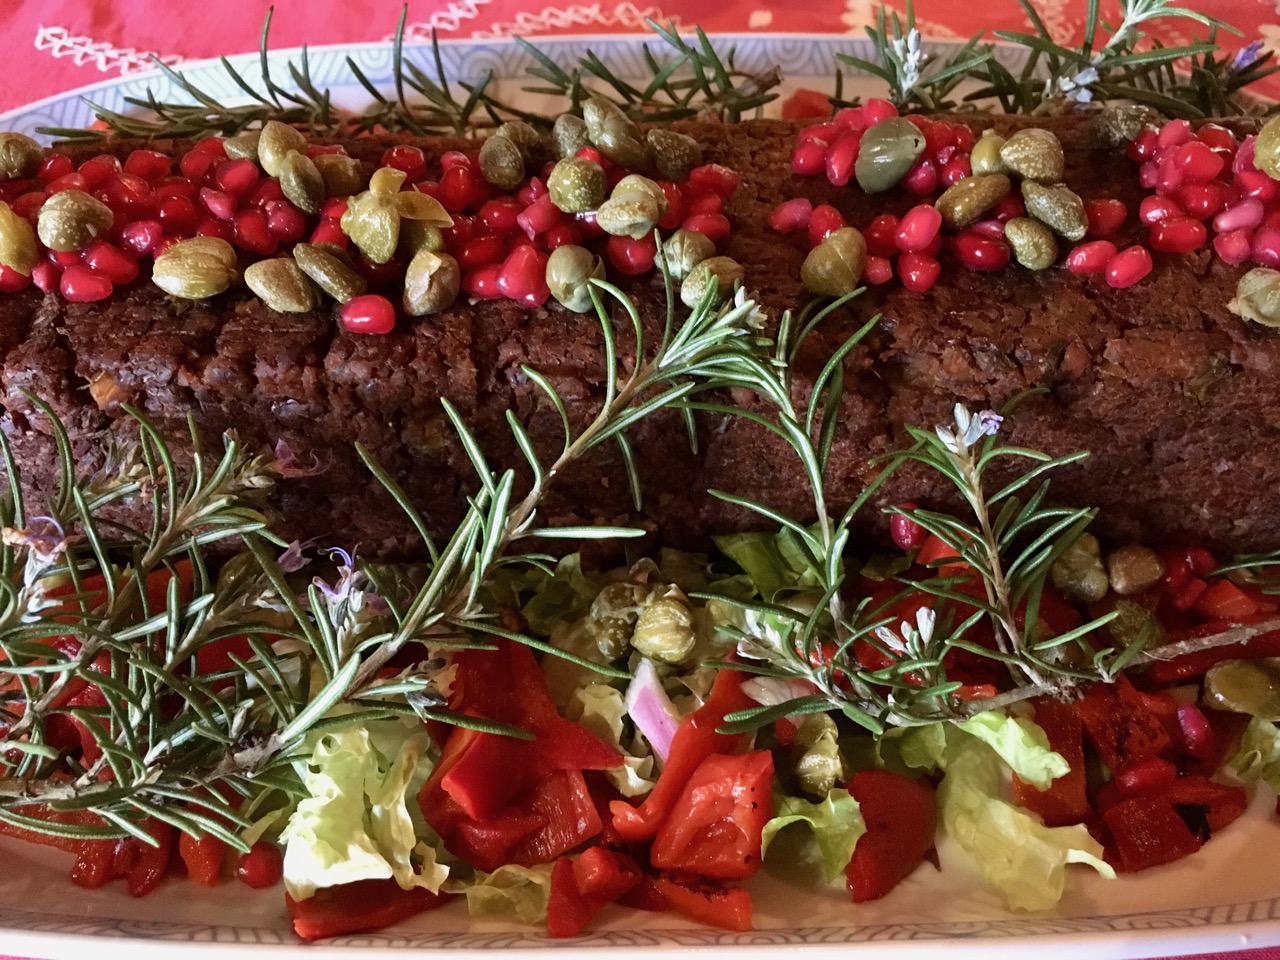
[0,0,1277,957]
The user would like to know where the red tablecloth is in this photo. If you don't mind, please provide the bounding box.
[0,1,1277,958]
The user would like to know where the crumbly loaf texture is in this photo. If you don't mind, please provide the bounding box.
[1,114,1276,558]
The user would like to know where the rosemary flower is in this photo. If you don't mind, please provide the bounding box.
[1233,40,1264,72]
[891,28,925,94]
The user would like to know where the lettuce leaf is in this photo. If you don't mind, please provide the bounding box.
[447,863,555,925]
[566,682,656,797]
[957,712,1069,790]
[1229,717,1280,792]
[761,788,865,884]
[715,528,822,599]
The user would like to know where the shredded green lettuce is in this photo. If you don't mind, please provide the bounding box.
[565,682,656,797]
[446,863,555,925]
[761,788,865,884]
[1230,717,1280,792]
[715,528,822,599]
[957,712,1069,790]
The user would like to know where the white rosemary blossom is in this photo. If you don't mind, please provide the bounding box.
[890,28,924,95]
[936,404,1003,456]
[875,605,936,659]
[1050,65,1099,103]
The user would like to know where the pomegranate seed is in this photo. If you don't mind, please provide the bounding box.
[1138,161,1159,190]
[120,220,164,256]
[767,198,813,234]
[952,126,975,153]
[1176,704,1215,760]
[249,179,286,209]
[833,107,866,131]
[1236,169,1278,205]
[154,177,200,201]
[895,205,943,253]
[234,208,278,255]
[1066,240,1118,276]
[1086,198,1127,238]
[954,232,1010,271]
[1150,217,1206,254]
[152,237,179,258]
[0,265,31,293]
[1172,576,1209,612]
[940,154,971,187]
[1198,123,1237,153]
[356,255,403,287]
[158,195,200,235]
[179,150,217,181]
[196,218,235,243]
[237,841,284,890]
[920,121,952,159]
[807,205,847,246]
[1174,141,1225,183]
[1114,756,1178,797]
[657,182,686,232]
[496,245,551,306]
[440,150,474,173]
[607,233,658,276]
[898,252,941,293]
[863,213,899,258]
[478,198,522,235]
[685,193,722,217]
[682,213,730,243]
[862,98,898,125]
[575,210,606,238]
[60,265,113,302]
[1235,135,1258,174]
[47,172,89,194]
[541,222,582,250]
[459,233,507,270]
[1214,198,1264,233]
[438,166,481,213]
[266,201,306,242]
[381,145,427,183]
[1213,228,1254,265]
[309,219,347,247]
[799,122,840,144]
[101,174,154,218]
[463,263,503,299]
[78,155,121,189]
[1104,245,1153,288]
[321,198,349,220]
[214,159,260,200]
[1264,208,1280,231]
[1126,127,1158,163]
[863,255,893,285]
[967,219,1006,241]
[82,242,138,285]
[1178,181,1228,220]
[901,158,938,195]
[190,137,227,158]
[991,194,1025,222]
[199,187,238,222]
[1156,119,1194,151]
[32,261,59,293]
[688,164,740,199]
[791,140,828,177]
[48,249,80,268]
[341,294,397,335]
[308,144,346,159]
[38,155,74,186]
[890,503,927,550]
[825,131,862,187]
[1138,195,1184,227]
[516,195,562,240]
[1155,154,1184,194]
[1252,228,1280,267]
[572,145,604,166]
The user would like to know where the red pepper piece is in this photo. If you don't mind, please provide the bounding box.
[1193,580,1260,621]
[609,669,754,843]
[650,873,753,931]
[126,820,173,898]
[1011,697,1090,826]
[1102,795,1202,872]
[845,769,937,902]
[1113,756,1178,798]
[1162,776,1248,833]
[287,879,448,941]
[178,833,225,887]
[650,750,774,881]
[506,768,603,868]
[1074,676,1177,771]
[547,848,643,938]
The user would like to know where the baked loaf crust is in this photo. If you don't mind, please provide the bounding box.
[1,115,1275,557]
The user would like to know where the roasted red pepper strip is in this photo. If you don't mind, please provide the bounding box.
[287,879,449,941]
[1074,676,1177,770]
[845,769,937,903]
[547,848,642,938]
[650,873,753,931]
[1011,696,1090,826]
[1102,795,1202,872]
[609,668,754,843]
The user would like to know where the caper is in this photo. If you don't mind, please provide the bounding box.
[341,192,400,265]
[478,134,525,190]
[1203,657,1280,720]
[0,202,38,276]
[369,166,407,197]
[223,131,261,161]
[36,189,113,252]
[1106,598,1164,651]
[1229,267,1280,328]
[399,220,445,258]
[552,113,590,159]
[801,227,866,297]
[854,116,927,193]
[583,97,640,144]
[496,120,543,160]
[631,596,696,664]
[1106,544,1165,596]
[244,258,319,313]
[594,123,652,173]
[680,256,743,309]
[293,242,367,304]
[403,250,461,316]
[935,174,1011,230]
[313,154,368,198]
[1021,181,1087,241]
[970,130,1008,176]
[279,150,324,215]
[1000,127,1065,183]
[1050,533,1108,603]
[596,175,667,239]
[1004,216,1058,271]
[258,120,307,178]
[659,229,715,280]
[793,714,843,800]
[547,157,606,213]
[152,237,238,300]
[611,174,666,206]
[0,133,43,180]
[646,128,702,182]
[546,244,605,313]
[1094,104,1159,148]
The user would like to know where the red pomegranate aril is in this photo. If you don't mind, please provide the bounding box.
[438,166,480,213]
[952,126,975,153]
[1127,127,1159,163]
[381,145,428,183]
[807,204,847,246]
[199,187,238,222]
[190,136,227,158]
[179,150,217,182]
[1066,240,1118,275]
[249,179,285,209]
[307,143,346,159]
[83,242,139,285]
[120,219,164,256]
[607,234,657,276]
[478,198,522,235]
[237,841,284,890]
[1178,182,1227,220]
[101,173,154,218]
[575,210,606,238]
[47,172,89,195]
[516,194,562,239]
[196,218,235,243]
[825,131,862,187]
[1138,161,1159,190]
[1214,198,1264,233]
[687,193,724,217]
[266,201,307,242]
[1252,228,1280,267]
[1086,198,1127,238]
[1156,118,1194,151]
[967,219,1006,241]
[341,294,397,335]
[864,98,900,126]
[158,195,200,235]
[863,213,899,257]
[1114,756,1178,797]
[991,194,1025,222]
[234,208,278,255]
[60,265,113,303]
[1104,245,1153,288]
[791,140,828,177]
[309,219,347,247]
[0,265,31,293]
[898,252,941,293]
[799,122,840,144]
[1265,208,1280,231]
[459,233,507,270]
[940,154,971,187]
[215,158,261,200]
[38,154,74,186]
[154,176,200,201]
[1197,123,1237,153]
[440,150,474,173]
[1213,228,1254,265]
[49,249,81,268]
[356,255,403,286]
[768,197,813,234]
[895,205,942,253]
[901,158,938,196]
[1172,141,1224,183]
[863,255,893,285]
[920,120,952,159]
[1236,169,1279,205]
[890,503,927,550]
[954,232,1010,271]
[1138,195,1183,227]
[682,212,730,243]
[78,155,121,190]
[32,261,59,293]
[833,107,866,131]
[496,245,551,306]
[463,262,503,299]
[1150,217,1206,254]
[573,145,604,165]
[315,199,345,222]
[541,222,582,250]
[657,182,686,232]
[688,164,740,199]
[1155,154,1184,195]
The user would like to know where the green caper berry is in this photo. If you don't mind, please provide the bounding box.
[1049,533,1108,603]
[596,185,663,239]
[630,597,696,664]
[552,114,590,159]
[1107,598,1164,651]
[340,191,399,265]
[547,157,606,214]
[1106,545,1165,596]
[659,229,715,281]
[0,201,38,276]
[588,615,634,659]
[611,174,666,207]
[594,124,653,173]
[646,128,702,182]
[152,237,238,300]
[680,256,744,309]
[313,154,369,198]
[244,258,319,313]
[1203,658,1280,720]
[1258,116,1280,181]
[1004,217,1058,271]
[1094,104,1160,148]
[1229,267,1280,328]
[478,135,525,191]
[0,133,43,180]
[935,174,1011,230]
[222,131,261,161]
[793,714,843,800]
[801,227,867,297]
[293,242,368,304]
[1021,181,1087,242]
[969,130,1008,176]
[279,150,324,215]
[403,250,461,317]
[496,120,543,160]
[855,117,927,193]
[583,98,640,143]
[546,244,605,313]
[36,189,113,252]
[399,220,445,259]
[999,127,1065,183]
[258,120,307,178]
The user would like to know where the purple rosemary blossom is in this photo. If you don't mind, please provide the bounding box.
[278,538,319,573]
[975,409,1004,437]
[1233,40,1264,72]
[2,515,68,569]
